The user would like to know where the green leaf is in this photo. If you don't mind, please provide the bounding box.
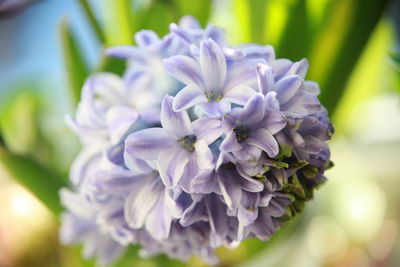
[60,18,90,105]
[1,92,40,155]
[171,0,212,26]
[248,0,268,43]
[0,146,67,215]
[103,0,134,45]
[308,0,391,114]
[77,0,106,43]
[97,54,126,76]
[275,0,310,61]
[133,1,176,37]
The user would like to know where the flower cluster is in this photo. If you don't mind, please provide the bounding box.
[60,16,334,266]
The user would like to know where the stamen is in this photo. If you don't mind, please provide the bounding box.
[233,125,249,142]
[177,135,197,152]
[204,91,223,102]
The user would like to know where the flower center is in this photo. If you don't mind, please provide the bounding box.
[204,91,223,102]
[177,135,197,152]
[234,125,249,142]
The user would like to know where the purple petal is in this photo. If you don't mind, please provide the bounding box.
[272,75,303,104]
[161,95,192,137]
[135,30,159,47]
[220,132,242,152]
[238,94,265,124]
[199,101,231,117]
[106,46,143,61]
[223,85,257,105]
[287,58,308,78]
[247,129,279,157]
[124,155,154,174]
[223,59,263,91]
[125,128,173,160]
[163,55,203,86]
[270,58,292,79]
[238,192,259,226]
[205,194,229,247]
[192,117,223,144]
[257,63,274,95]
[304,81,320,95]
[172,84,207,112]
[192,170,217,194]
[217,173,242,210]
[301,135,323,154]
[232,145,262,160]
[106,105,139,144]
[282,91,322,117]
[145,192,175,240]
[124,178,162,228]
[180,196,208,226]
[195,140,215,169]
[200,39,227,91]
[158,147,189,187]
[239,44,275,61]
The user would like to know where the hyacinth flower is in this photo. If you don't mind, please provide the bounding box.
[125,95,221,189]
[60,15,334,266]
[220,93,286,160]
[164,38,263,116]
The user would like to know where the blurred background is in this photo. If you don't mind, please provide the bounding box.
[0,0,400,266]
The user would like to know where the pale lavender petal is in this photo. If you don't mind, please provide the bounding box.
[145,193,173,240]
[124,178,162,228]
[220,132,242,152]
[270,58,292,79]
[223,59,263,92]
[256,63,274,95]
[158,147,189,187]
[172,84,207,112]
[192,170,217,194]
[238,192,259,226]
[282,91,322,117]
[192,117,223,144]
[272,75,303,104]
[223,85,257,105]
[106,46,144,61]
[205,194,228,247]
[247,128,279,157]
[163,55,203,86]
[232,168,264,192]
[106,105,139,144]
[304,80,320,95]
[238,94,265,124]
[232,145,262,160]
[199,101,231,117]
[124,155,154,174]
[301,135,323,154]
[287,58,308,78]
[218,174,242,210]
[200,39,227,91]
[195,140,215,170]
[180,196,208,226]
[161,95,192,137]
[125,128,173,160]
[240,44,275,61]
[135,30,159,47]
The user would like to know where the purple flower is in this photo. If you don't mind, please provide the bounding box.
[220,93,286,160]
[125,95,221,189]
[164,39,262,116]
[60,15,334,266]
